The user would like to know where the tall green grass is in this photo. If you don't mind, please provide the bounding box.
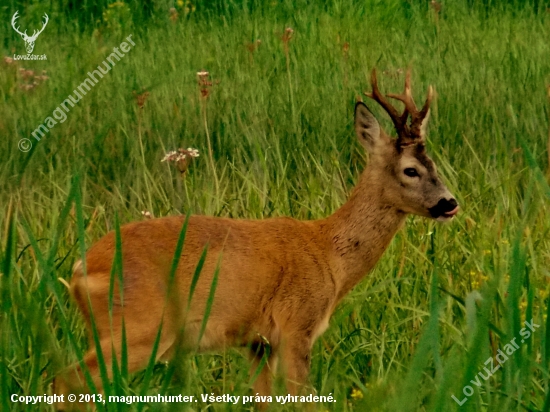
[2,0,550,410]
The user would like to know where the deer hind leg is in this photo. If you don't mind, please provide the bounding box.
[55,331,173,411]
[54,272,175,408]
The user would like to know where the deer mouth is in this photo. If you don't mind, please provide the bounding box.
[441,206,459,219]
[429,199,459,220]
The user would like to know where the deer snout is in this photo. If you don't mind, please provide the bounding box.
[429,198,459,220]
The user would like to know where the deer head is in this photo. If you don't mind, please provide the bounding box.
[11,11,49,54]
[356,68,458,220]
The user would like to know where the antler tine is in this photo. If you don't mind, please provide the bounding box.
[386,69,419,118]
[418,85,433,118]
[38,14,49,34]
[364,68,406,130]
[408,84,433,134]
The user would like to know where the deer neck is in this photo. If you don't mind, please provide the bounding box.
[324,167,407,300]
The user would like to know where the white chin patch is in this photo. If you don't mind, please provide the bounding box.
[435,215,454,222]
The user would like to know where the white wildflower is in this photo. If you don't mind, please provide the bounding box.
[186,147,200,158]
[161,150,177,162]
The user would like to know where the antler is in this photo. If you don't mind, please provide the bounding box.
[11,11,28,38]
[11,12,49,41]
[364,68,433,144]
[29,14,49,40]
[386,70,433,137]
[364,69,408,132]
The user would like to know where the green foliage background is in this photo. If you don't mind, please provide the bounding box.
[1,0,550,410]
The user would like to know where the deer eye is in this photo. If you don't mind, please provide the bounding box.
[404,168,419,178]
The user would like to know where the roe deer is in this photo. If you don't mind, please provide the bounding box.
[54,69,458,408]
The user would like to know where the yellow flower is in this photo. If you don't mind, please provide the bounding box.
[350,388,363,400]
[469,270,488,290]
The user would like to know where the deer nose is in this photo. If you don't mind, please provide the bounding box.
[429,198,459,219]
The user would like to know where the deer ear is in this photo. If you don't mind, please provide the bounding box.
[355,102,381,153]
[419,109,430,139]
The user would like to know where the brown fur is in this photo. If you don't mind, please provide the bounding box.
[54,81,457,409]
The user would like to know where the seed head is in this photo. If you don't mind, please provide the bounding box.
[430,0,442,14]
[282,28,293,43]
[169,7,178,22]
[197,71,213,99]
[246,39,262,54]
[133,90,150,109]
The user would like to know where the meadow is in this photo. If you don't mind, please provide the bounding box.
[1,0,550,410]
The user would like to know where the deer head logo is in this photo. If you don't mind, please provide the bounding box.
[11,11,49,54]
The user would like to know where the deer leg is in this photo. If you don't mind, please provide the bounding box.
[54,300,174,410]
[249,342,279,399]
[55,332,174,411]
[280,337,312,396]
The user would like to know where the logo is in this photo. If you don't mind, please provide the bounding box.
[11,11,48,58]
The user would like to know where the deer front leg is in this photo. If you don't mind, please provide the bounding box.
[280,338,312,395]
[249,341,278,410]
